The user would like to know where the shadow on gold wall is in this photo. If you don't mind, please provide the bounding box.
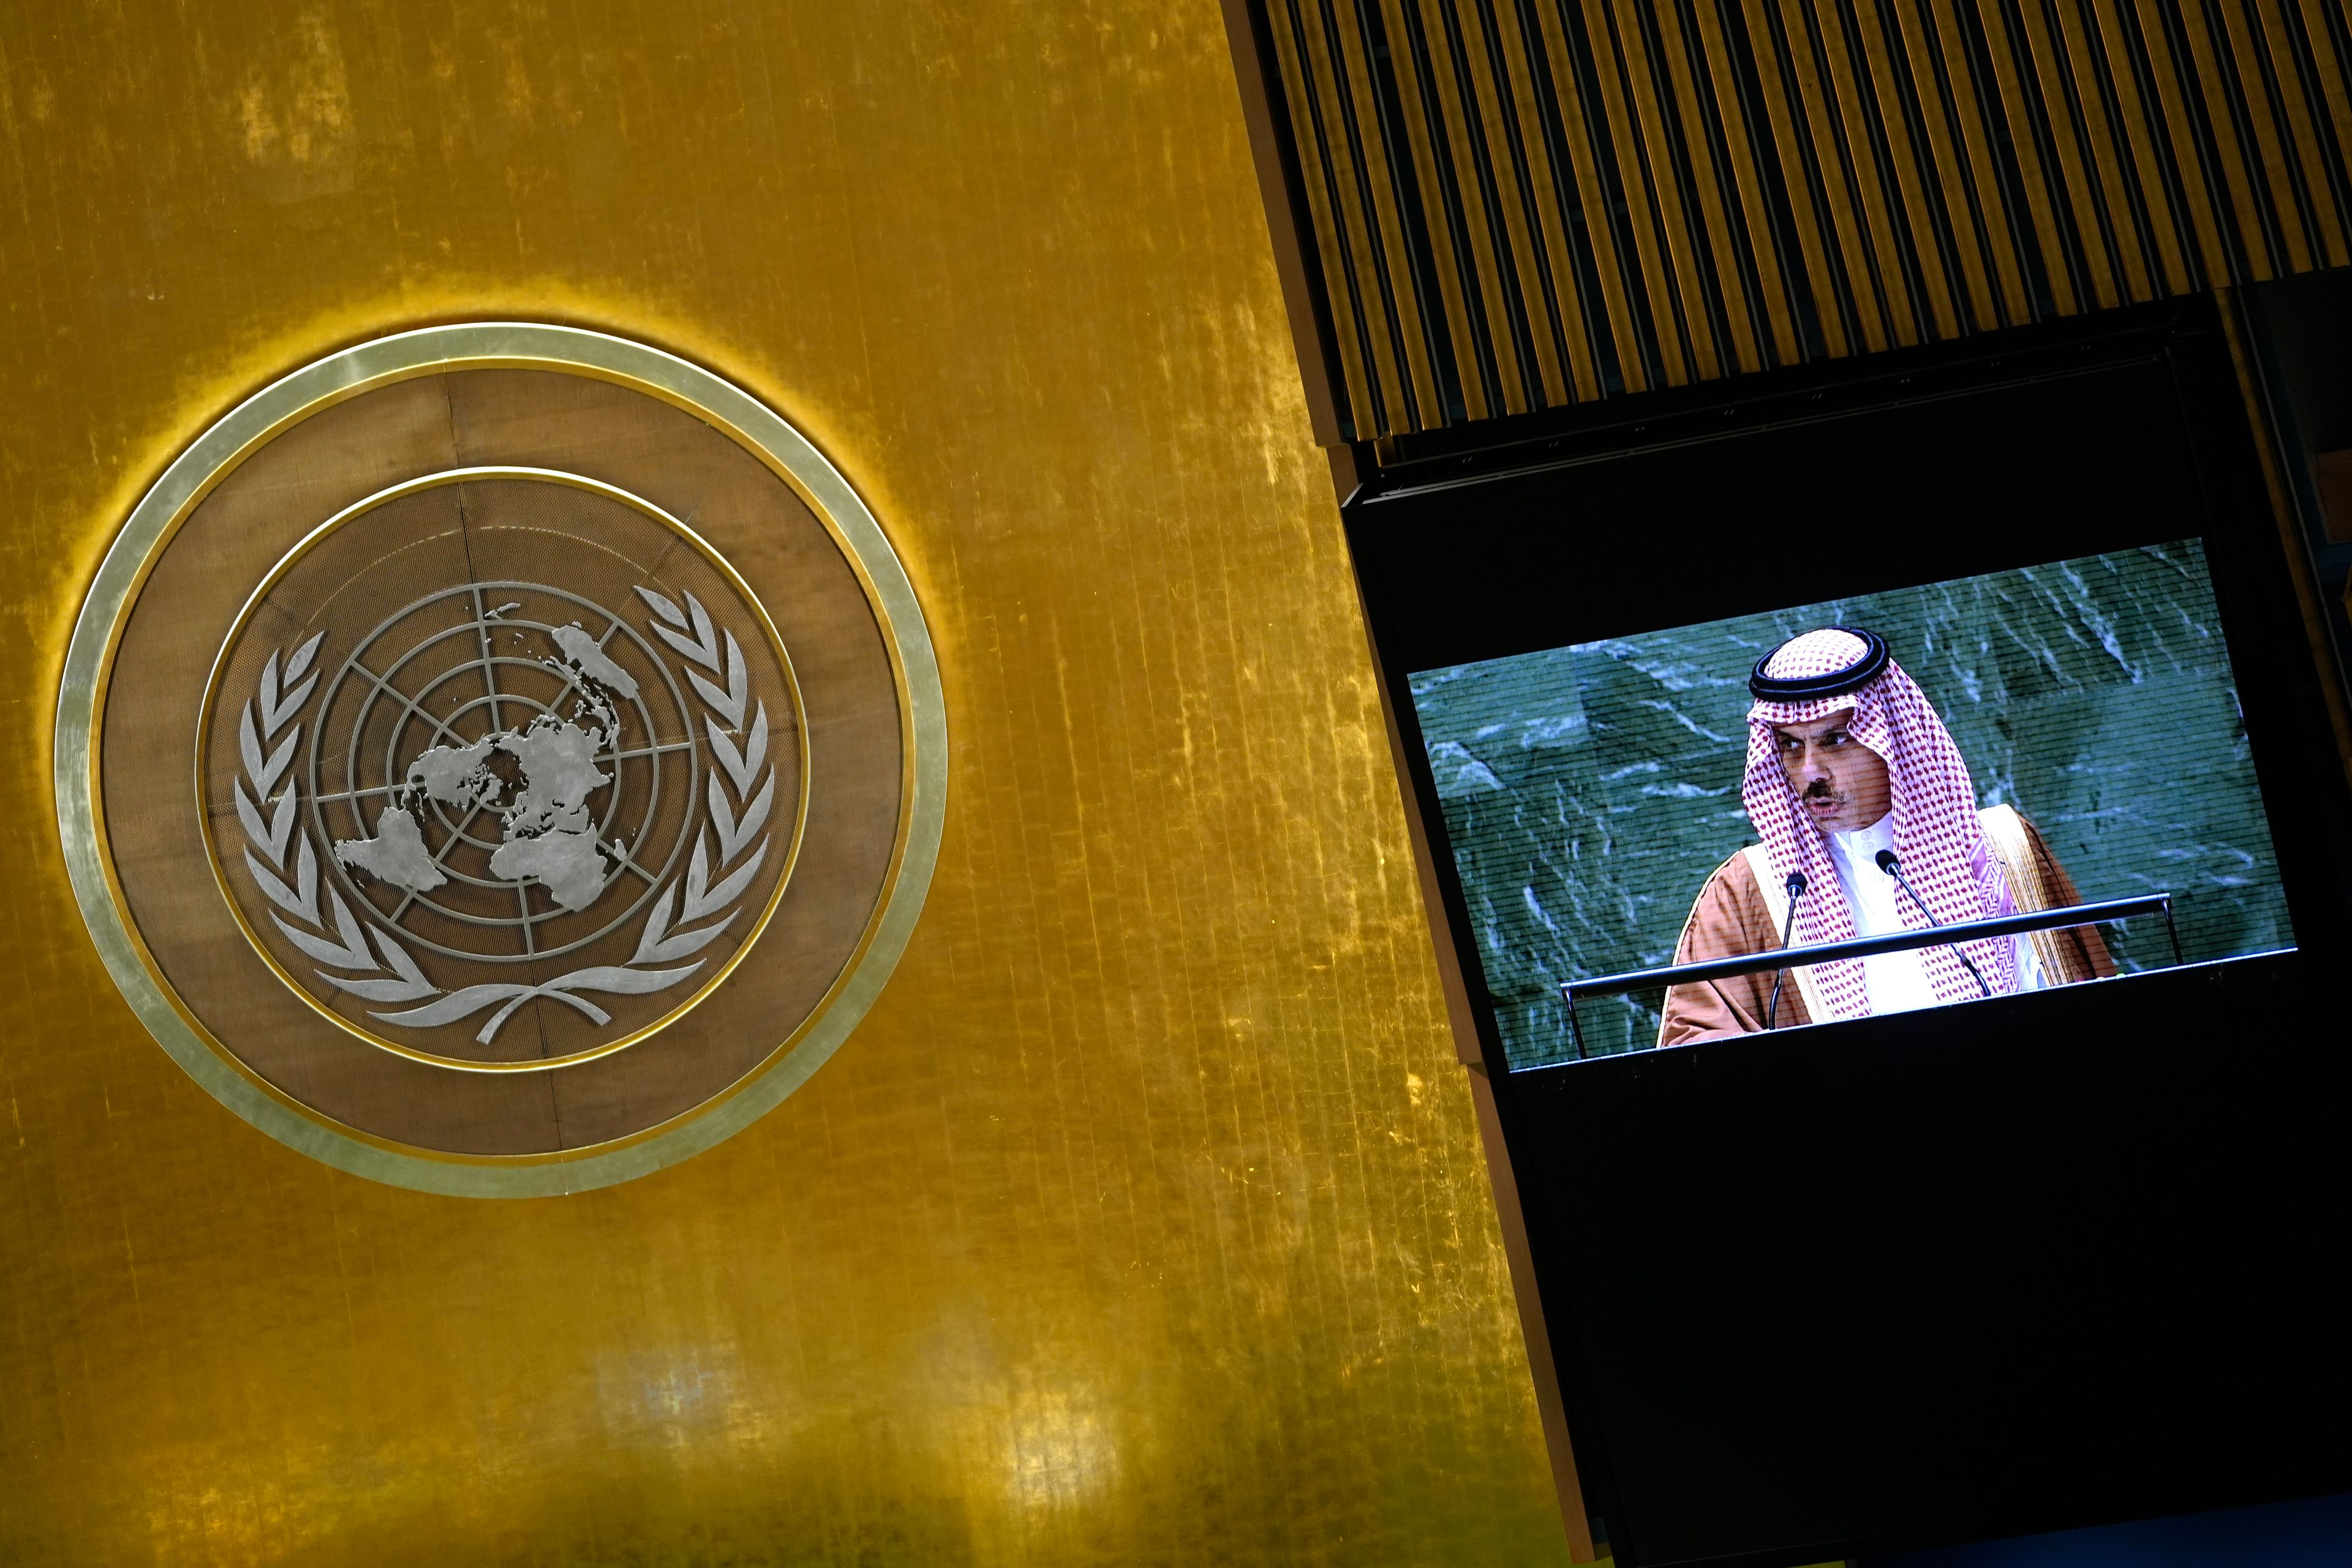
[0,1,1569,1562]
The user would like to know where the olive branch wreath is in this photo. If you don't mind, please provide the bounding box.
[233,589,774,1052]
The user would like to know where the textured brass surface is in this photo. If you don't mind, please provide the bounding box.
[0,1,1568,1561]
[1251,0,2352,438]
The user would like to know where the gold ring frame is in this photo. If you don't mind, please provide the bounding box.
[56,324,947,1197]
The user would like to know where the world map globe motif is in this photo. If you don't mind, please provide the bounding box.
[306,582,704,967]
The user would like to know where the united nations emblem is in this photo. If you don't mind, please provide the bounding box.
[59,326,944,1194]
[207,471,804,1071]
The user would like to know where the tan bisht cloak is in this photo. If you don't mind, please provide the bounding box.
[1656,805,2117,1046]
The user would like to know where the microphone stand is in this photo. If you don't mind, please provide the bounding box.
[1875,849,1993,997]
[1765,872,1806,1029]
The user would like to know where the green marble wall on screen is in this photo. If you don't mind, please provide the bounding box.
[1412,540,2292,1067]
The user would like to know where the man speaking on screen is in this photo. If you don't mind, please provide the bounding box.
[1658,627,2113,1044]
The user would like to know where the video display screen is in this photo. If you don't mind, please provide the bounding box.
[1410,540,2294,1067]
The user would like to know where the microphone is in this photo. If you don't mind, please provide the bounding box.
[1765,872,1806,1030]
[1875,848,1992,997]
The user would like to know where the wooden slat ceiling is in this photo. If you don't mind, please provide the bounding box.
[1253,0,2352,439]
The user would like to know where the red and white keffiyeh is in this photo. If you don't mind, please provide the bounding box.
[1743,628,2018,1020]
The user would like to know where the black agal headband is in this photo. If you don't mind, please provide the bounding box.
[1747,626,1891,702]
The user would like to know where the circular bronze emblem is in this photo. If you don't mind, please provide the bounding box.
[59,326,944,1195]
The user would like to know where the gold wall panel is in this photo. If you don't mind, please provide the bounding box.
[1251,0,2352,438]
[0,2,1567,1562]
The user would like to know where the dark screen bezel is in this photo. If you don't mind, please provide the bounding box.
[1345,300,2352,1566]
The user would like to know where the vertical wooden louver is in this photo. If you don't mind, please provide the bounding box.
[1248,0,2352,439]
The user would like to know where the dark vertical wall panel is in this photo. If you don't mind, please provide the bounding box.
[1249,0,2352,437]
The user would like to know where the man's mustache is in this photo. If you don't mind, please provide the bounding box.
[1806,780,1834,797]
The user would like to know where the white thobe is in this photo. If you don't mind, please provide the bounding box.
[1825,815,2041,1014]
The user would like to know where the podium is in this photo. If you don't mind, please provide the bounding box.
[1556,894,2182,1061]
